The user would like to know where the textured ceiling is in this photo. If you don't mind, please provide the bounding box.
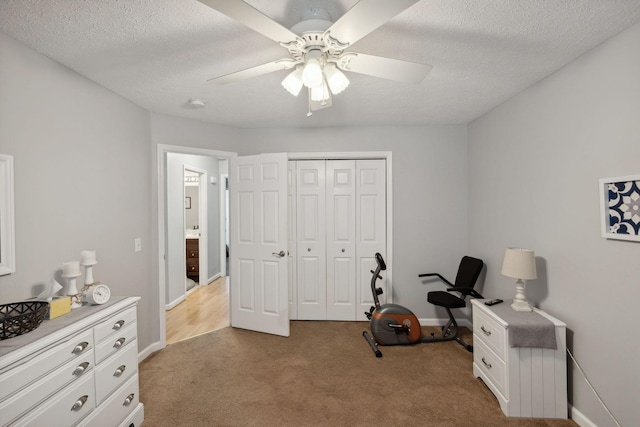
[1,0,640,128]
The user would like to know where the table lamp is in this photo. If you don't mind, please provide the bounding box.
[501,247,537,311]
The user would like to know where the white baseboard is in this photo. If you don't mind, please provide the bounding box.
[419,317,472,330]
[570,406,597,427]
[138,341,163,363]
[208,272,222,284]
[165,295,185,310]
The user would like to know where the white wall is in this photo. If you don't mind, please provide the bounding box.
[0,33,155,351]
[468,21,640,427]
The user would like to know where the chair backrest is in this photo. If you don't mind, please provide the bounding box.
[453,256,484,291]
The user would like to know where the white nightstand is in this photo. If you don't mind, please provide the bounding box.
[471,299,568,419]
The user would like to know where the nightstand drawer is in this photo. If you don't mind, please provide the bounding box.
[95,340,138,404]
[473,306,507,360]
[474,339,507,398]
[94,307,137,344]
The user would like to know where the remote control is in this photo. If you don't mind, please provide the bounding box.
[484,298,503,306]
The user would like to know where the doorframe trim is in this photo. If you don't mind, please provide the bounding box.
[288,151,393,302]
[156,144,237,349]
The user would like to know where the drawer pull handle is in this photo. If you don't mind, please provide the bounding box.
[481,357,492,369]
[72,342,89,354]
[113,320,126,330]
[71,395,88,412]
[114,365,127,377]
[123,393,135,407]
[114,337,126,348]
[73,362,90,376]
[480,326,492,336]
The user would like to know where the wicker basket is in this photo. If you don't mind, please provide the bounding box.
[0,301,48,340]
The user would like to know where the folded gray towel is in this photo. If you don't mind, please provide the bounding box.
[490,301,557,349]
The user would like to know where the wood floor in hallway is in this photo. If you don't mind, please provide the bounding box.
[166,276,229,344]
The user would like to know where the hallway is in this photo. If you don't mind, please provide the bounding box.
[166,276,229,344]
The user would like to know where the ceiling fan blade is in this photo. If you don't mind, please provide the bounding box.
[208,59,298,84]
[336,52,432,84]
[326,0,420,46]
[198,0,299,44]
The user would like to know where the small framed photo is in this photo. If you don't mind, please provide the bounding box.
[600,174,640,242]
[185,197,191,209]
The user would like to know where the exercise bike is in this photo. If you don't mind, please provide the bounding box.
[362,253,424,357]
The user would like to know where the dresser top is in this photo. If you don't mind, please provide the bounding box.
[0,297,138,362]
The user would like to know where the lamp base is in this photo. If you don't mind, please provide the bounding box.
[511,299,532,311]
[511,279,532,311]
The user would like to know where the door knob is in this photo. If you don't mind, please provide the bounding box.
[272,250,286,258]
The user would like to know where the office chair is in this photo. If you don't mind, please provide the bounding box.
[418,256,484,352]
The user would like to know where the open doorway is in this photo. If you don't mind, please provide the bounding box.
[158,146,235,346]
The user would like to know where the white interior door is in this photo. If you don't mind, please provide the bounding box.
[326,160,357,320]
[229,153,289,336]
[296,160,327,320]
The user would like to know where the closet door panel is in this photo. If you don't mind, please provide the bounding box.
[356,160,386,320]
[287,162,297,319]
[296,161,326,320]
[326,160,356,320]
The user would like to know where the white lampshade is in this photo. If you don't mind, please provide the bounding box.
[281,67,304,96]
[501,248,537,280]
[310,81,330,102]
[324,63,349,95]
[301,58,324,88]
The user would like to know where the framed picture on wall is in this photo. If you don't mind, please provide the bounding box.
[600,174,640,242]
[185,197,191,209]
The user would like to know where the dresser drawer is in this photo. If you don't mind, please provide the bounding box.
[94,307,137,344]
[95,340,138,404]
[473,306,507,360]
[474,339,507,398]
[0,328,93,402]
[79,375,140,427]
[17,370,96,427]
[0,349,94,426]
[95,320,137,364]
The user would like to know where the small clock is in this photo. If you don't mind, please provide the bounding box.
[85,283,111,305]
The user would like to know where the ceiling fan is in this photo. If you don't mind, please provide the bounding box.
[198,0,432,116]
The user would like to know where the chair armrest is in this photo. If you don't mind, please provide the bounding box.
[418,273,454,288]
[448,287,483,298]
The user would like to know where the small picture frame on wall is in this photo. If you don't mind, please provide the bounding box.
[185,197,191,209]
[600,174,640,242]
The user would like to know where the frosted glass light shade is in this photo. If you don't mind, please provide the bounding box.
[501,248,537,280]
[282,67,304,96]
[324,63,349,95]
[301,58,324,88]
[310,81,330,102]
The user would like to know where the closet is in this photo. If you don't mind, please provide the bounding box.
[289,159,387,321]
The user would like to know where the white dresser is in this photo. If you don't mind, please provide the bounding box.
[471,299,567,419]
[0,297,144,427]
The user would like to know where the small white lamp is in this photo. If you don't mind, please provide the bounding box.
[501,247,537,311]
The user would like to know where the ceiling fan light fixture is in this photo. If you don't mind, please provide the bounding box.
[281,67,304,96]
[324,63,349,95]
[301,57,324,88]
[310,81,330,102]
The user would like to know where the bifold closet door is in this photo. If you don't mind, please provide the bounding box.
[296,161,327,320]
[356,159,387,320]
[326,160,357,320]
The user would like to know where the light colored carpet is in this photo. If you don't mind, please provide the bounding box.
[139,321,578,427]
